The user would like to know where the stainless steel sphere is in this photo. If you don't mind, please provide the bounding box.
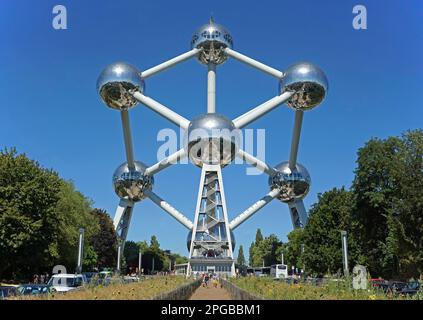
[280,62,328,110]
[191,18,233,65]
[269,161,311,203]
[97,62,144,110]
[185,113,240,168]
[112,161,153,202]
[186,229,236,252]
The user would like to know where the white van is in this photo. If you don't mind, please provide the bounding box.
[47,274,87,293]
[270,264,288,279]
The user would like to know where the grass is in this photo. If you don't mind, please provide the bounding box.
[14,275,191,300]
[230,277,421,300]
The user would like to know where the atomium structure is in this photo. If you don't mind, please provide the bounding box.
[97,18,328,277]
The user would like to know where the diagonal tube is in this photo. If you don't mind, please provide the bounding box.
[288,110,304,169]
[236,149,277,176]
[225,48,284,79]
[132,92,190,129]
[233,91,294,129]
[144,189,193,230]
[145,148,187,176]
[229,188,281,230]
[141,49,200,79]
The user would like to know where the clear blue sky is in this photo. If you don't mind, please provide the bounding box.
[1,1,422,260]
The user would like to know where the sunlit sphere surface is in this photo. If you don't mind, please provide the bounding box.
[185,113,240,168]
[113,161,153,202]
[280,62,328,110]
[186,229,236,253]
[97,62,144,110]
[191,19,233,65]
[269,161,311,203]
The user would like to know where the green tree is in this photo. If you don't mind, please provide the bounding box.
[0,148,62,279]
[123,241,140,268]
[54,180,99,271]
[237,245,246,266]
[255,229,263,243]
[301,188,363,276]
[285,229,304,271]
[352,130,423,279]
[89,209,117,269]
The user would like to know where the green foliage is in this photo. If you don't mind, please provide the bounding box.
[0,148,62,279]
[237,245,246,266]
[300,188,364,276]
[352,130,423,279]
[249,231,284,267]
[0,148,113,279]
[122,236,188,273]
[89,209,117,269]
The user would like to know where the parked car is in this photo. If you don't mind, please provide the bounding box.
[82,272,98,283]
[369,278,387,288]
[47,274,87,293]
[0,286,19,299]
[387,281,408,294]
[400,281,421,296]
[17,284,51,296]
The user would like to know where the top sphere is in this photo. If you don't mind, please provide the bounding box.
[97,62,144,110]
[280,62,328,111]
[191,18,233,65]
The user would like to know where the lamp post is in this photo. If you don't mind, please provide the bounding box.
[76,228,84,274]
[341,231,349,277]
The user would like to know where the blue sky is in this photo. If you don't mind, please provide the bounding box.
[1,0,422,260]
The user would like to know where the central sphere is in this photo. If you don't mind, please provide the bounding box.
[191,19,233,65]
[113,161,153,202]
[185,113,240,168]
[269,161,311,203]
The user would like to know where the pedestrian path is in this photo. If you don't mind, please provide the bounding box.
[189,283,231,300]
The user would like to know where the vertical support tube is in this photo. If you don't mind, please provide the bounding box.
[207,63,216,113]
[76,228,84,274]
[120,110,135,170]
[289,110,304,170]
[341,231,349,276]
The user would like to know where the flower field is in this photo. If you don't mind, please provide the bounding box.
[14,276,191,300]
[230,277,419,300]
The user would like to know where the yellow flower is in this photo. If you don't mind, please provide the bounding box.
[369,295,376,300]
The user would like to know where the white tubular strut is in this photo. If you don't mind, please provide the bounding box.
[225,48,284,79]
[229,188,281,230]
[144,189,193,230]
[141,49,200,79]
[120,110,135,169]
[132,92,190,129]
[233,91,294,129]
[288,110,304,170]
[145,149,187,176]
[237,149,277,176]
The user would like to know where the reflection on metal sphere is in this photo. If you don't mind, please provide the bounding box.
[186,230,236,252]
[113,161,153,202]
[191,18,233,65]
[185,113,240,168]
[269,161,311,203]
[280,62,328,110]
[97,62,144,110]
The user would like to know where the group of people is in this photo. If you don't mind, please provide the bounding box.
[201,272,220,288]
[32,273,50,284]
